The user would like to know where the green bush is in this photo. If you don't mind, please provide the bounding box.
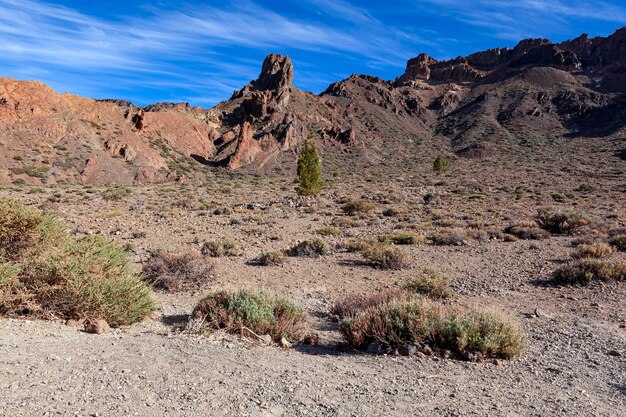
[22,236,155,326]
[0,199,154,326]
[191,289,308,342]
[296,140,323,196]
[0,198,66,261]
[340,297,524,360]
[572,243,615,259]
[433,156,449,174]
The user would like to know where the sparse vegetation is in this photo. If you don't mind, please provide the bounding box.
[341,199,376,215]
[379,232,423,245]
[142,251,216,292]
[609,235,626,252]
[315,226,341,237]
[296,140,323,196]
[339,296,524,360]
[201,237,239,257]
[191,289,308,342]
[504,222,550,240]
[553,259,626,285]
[431,229,467,246]
[433,155,449,174]
[250,251,286,266]
[536,209,588,235]
[286,238,329,257]
[0,199,154,326]
[403,269,452,299]
[572,243,615,259]
[362,242,410,270]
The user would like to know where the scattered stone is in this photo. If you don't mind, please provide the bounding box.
[398,343,417,357]
[84,320,110,335]
[279,337,292,349]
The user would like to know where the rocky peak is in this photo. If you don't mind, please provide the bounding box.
[513,38,553,58]
[254,54,293,91]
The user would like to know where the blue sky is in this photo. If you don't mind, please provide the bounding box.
[0,0,624,106]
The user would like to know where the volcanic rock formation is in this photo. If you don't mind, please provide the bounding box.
[1,28,625,184]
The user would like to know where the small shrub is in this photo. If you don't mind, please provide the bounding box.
[379,232,423,245]
[553,259,626,285]
[330,289,414,320]
[23,166,50,178]
[286,239,329,257]
[572,243,615,259]
[191,289,308,342]
[10,236,154,326]
[341,200,376,215]
[0,198,66,261]
[536,209,588,235]
[250,251,286,266]
[403,269,452,299]
[339,297,524,360]
[315,226,341,237]
[431,229,467,246]
[504,222,550,240]
[433,155,449,174]
[609,235,626,252]
[337,238,371,253]
[362,242,410,270]
[142,252,215,292]
[201,237,238,257]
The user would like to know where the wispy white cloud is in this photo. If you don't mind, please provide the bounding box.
[0,0,430,105]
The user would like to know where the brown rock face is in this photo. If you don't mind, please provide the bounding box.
[254,54,293,91]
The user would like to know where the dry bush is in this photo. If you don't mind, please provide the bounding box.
[379,232,423,245]
[315,226,341,237]
[431,228,467,246]
[504,221,550,240]
[191,289,308,342]
[536,209,588,235]
[339,297,524,360]
[341,200,376,216]
[249,251,286,266]
[362,242,410,270]
[0,198,66,261]
[286,239,329,257]
[403,269,452,299]
[609,235,626,252]
[336,238,371,253]
[572,243,615,259]
[553,259,626,285]
[0,200,154,327]
[142,252,216,292]
[330,289,414,320]
[201,237,238,257]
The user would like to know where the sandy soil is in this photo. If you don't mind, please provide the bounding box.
[0,160,625,416]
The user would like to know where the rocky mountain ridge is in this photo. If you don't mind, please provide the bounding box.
[1,28,625,184]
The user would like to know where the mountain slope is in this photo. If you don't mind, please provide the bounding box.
[1,28,626,184]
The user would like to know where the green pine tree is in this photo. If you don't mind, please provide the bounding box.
[296,141,323,196]
[433,155,449,174]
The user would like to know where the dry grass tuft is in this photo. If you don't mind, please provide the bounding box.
[341,199,377,215]
[286,239,329,257]
[191,289,308,342]
[249,251,286,266]
[402,269,452,299]
[431,228,467,246]
[572,243,615,259]
[201,237,239,257]
[142,251,216,292]
[362,242,410,270]
[330,289,414,320]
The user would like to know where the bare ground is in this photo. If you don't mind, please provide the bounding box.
[0,154,625,416]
